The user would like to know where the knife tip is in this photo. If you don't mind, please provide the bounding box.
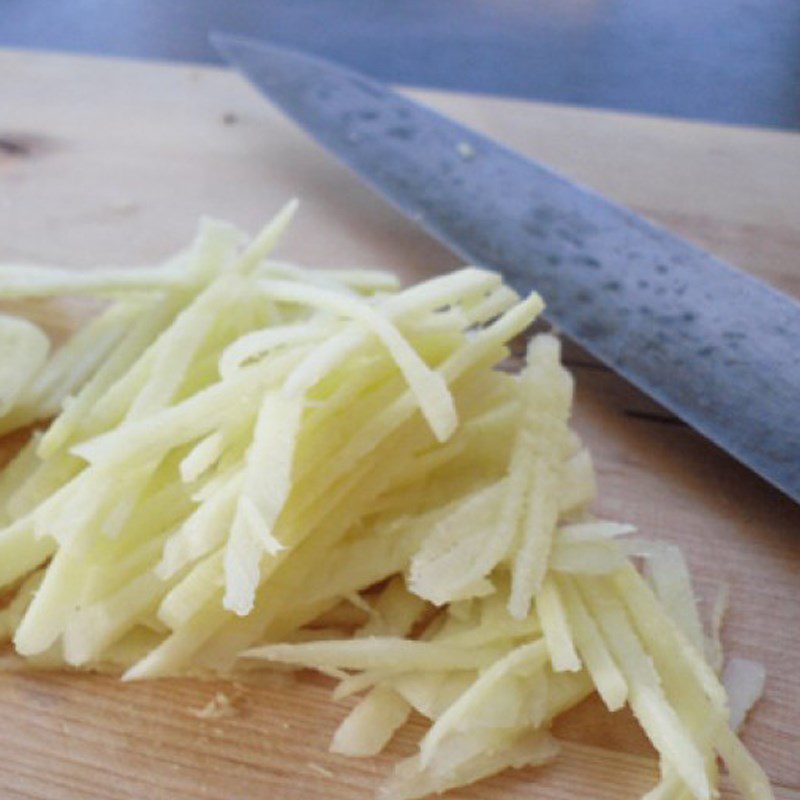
[208,32,354,95]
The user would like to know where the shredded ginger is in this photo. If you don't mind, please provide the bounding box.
[0,203,771,799]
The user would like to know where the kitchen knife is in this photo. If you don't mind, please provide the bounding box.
[211,33,800,504]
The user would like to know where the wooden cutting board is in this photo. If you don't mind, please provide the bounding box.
[0,50,798,800]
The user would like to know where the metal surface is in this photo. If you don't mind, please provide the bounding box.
[212,34,800,503]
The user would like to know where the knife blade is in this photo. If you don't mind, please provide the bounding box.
[212,33,800,504]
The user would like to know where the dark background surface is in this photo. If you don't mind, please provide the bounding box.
[2,0,800,130]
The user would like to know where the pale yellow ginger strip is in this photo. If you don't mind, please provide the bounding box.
[557,574,627,711]
[29,302,141,408]
[612,564,728,713]
[179,216,249,282]
[63,571,164,666]
[238,394,302,536]
[320,268,400,292]
[258,278,457,442]
[435,614,540,649]
[389,672,476,720]
[261,261,401,294]
[715,726,774,800]
[244,637,505,672]
[179,431,225,484]
[407,481,506,605]
[508,335,573,619]
[4,461,95,562]
[6,452,84,521]
[126,277,246,421]
[100,459,162,539]
[457,670,542,729]
[79,546,160,611]
[642,716,774,800]
[0,433,43,522]
[536,575,582,672]
[639,712,720,799]
[123,599,231,680]
[32,457,144,547]
[462,284,521,325]
[368,437,468,516]
[38,298,180,457]
[218,320,333,379]
[224,393,304,616]
[0,315,50,415]
[72,347,302,466]
[0,264,186,298]
[330,686,411,757]
[82,528,173,605]
[74,342,159,437]
[558,520,636,543]
[614,566,770,800]
[293,478,476,613]
[157,471,242,579]
[96,472,193,550]
[549,538,628,574]
[259,260,360,297]
[234,199,298,275]
[0,301,141,435]
[579,576,711,800]
[0,517,56,589]
[357,576,427,638]
[558,447,597,514]
[417,640,549,768]
[377,267,501,320]
[543,668,595,722]
[0,568,44,642]
[508,456,560,619]
[158,549,224,630]
[642,544,706,658]
[13,528,93,655]
[493,426,537,560]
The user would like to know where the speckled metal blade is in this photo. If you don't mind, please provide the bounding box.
[212,33,800,503]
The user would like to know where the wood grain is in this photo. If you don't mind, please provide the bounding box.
[0,49,798,799]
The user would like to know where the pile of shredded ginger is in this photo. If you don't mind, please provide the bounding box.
[0,203,771,799]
